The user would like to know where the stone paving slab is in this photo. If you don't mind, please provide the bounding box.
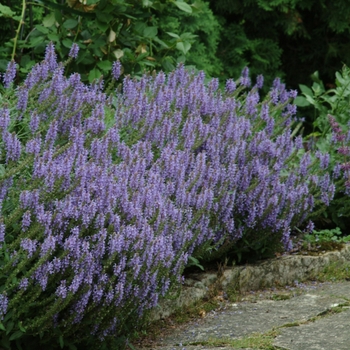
[159,290,346,345]
[137,282,350,350]
[274,308,350,350]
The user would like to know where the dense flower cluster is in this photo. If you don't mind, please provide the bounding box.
[0,44,334,345]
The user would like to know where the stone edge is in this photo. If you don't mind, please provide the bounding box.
[150,244,350,320]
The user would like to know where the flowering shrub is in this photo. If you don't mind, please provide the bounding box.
[0,44,335,349]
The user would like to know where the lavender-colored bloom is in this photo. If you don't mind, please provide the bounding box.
[0,223,4,248]
[0,108,10,131]
[112,61,122,80]
[56,280,68,299]
[0,294,8,320]
[20,238,38,258]
[69,43,79,59]
[44,42,58,71]
[26,137,41,155]
[22,211,31,232]
[29,111,40,134]
[2,60,16,88]
[240,67,251,87]
[3,131,21,163]
[255,74,264,89]
[315,150,330,170]
[18,278,29,291]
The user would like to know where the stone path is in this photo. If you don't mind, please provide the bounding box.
[135,281,350,350]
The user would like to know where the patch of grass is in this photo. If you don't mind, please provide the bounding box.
[313,261,350,282]
[186,329,282,349]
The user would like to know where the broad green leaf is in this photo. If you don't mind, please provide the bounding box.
[176,41,191,55]
[153,37,169,48]
[6,321,14,335]
[63,19,78,29]
[48,33,59,41]
[35,25,49,34]
[96,11,113,23]
[59,335,64,349]
[173,1,192,13]
[142,0,153,7]
[88,67,102,83]
[143,26,158,38]
[299,84,313,97]
[305,94,315,105]
[96,20,109,32]
[294,96,310,107]
[0,323,5,331]
[9,330,23,341]
[18,322,25,333]
[0,4,16,18]
[54,9,62,24]
[335,71,346,85]
[97,60,112,71]
[42,13,56,27]
[166,32,180,39]
[62,39,73,48]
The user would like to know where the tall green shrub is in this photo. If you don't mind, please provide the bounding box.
[208,0,350,90]
[0,0,222,82]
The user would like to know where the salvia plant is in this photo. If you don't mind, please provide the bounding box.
[0,43,338,349]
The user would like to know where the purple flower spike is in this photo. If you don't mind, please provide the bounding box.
[69,43,79,59]
[112,61,122,80]
[44,42,58,71]
[225,79,236,93]
[240,67,251,87]
[3,60,17,88]
[0,294,8,320]
[256,74,264,89]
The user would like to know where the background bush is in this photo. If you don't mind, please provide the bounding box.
[0,0,221,82]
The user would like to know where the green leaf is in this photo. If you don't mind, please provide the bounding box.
[173,1,192,13]
[96,20,109,32]
[5,321,14,335]
[35,25,49,34]
[142,0,153,7]
[0,4,16,18]
[176,41,191,55]
[59,335,64,349]
[47,33,59,41]
[62,39,73,48]
[143,26,158,38]
[96,11,113,23]
[88,68,102,83]
[62,19,78,29]
[54,10,62,24]
[97,60,112,71]
[9,330,23,341]
[17,322,25,333]
[299,84,313,97]
[153,37,169,48]
[42,13,56,27]
[166,32,180,39]
[0,323,5,331]
[294,96,310,107]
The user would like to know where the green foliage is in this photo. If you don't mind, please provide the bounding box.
[296,66,350,233]
[303,227,350,245]
[0,0,222,82]
[208,0,350,91]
